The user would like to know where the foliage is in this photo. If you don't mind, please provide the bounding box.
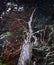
[49,24,54,29]
[0,60,8,65]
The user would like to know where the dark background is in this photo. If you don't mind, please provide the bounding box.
[0,0,54,24]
